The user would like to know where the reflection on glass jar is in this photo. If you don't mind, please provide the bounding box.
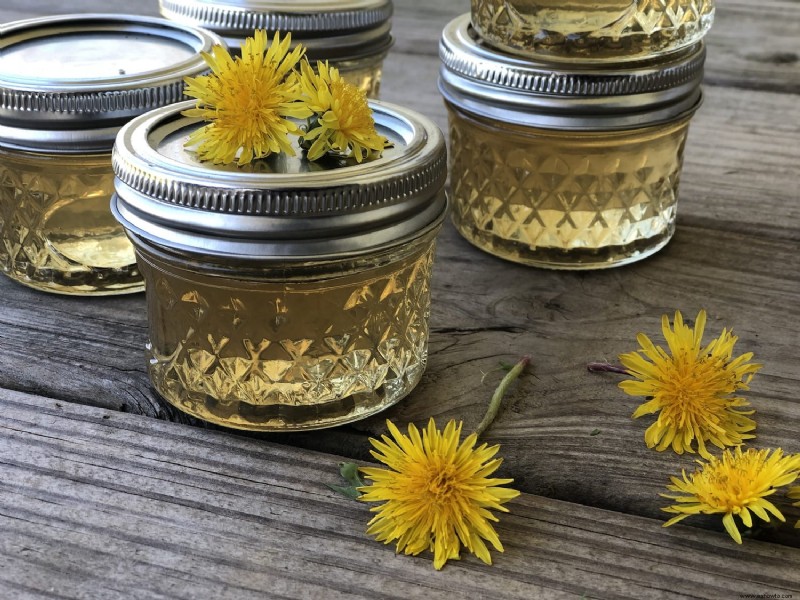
[447,105,691,269]
[135,230,437,430]
[337,55,387,98]
[0,148,139,294]
[472,0,715,62]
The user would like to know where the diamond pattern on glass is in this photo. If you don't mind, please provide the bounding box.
[448,109,690,268]
[144,242,436,429]
[0,148,141,294]
[472,0,714,61]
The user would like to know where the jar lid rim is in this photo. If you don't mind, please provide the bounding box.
[158,0,393,34]
[111,100,448,258]
[441,14,705,97]
[0,13,222,145]
[439,14,705,128]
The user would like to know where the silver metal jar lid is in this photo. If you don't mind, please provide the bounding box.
[439,14,705,130]
[112,99,447,260]
[158,0,393,62]
[0,14,223,152]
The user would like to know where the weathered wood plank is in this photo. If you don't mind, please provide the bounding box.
[0,288,191,423]
[6,218,799,544]
[701,0,800,93]
[1,388,799,600]
[1,0,799,552]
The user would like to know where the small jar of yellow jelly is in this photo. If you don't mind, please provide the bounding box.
[158,0,394,97]
[472,0,714,63]
[0,14,221,295]
[111,100,447,431]
[439,15,704,269]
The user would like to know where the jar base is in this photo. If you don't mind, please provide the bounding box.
[453,216,675,270]
[471,0,715,63]
[149,354,425,432]
[0,266,144,295]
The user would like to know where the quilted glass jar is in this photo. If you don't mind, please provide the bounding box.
[439,15,704,269]
[0,14,221,295]
[472,0,714,62]
[158,0,394,97]
[112,101,447,431]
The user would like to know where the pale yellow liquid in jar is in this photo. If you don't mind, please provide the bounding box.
[0,147,142,294]
[137,234,437,431]
[448,105,691,269]
[229,45,386,98]
[472,0,715,61]
[340,60,384,99]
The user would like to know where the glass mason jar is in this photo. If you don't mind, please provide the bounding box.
[111,101,447,431]
[439,15,704,269]
[472,0,715,62]
[158,0,394,97]
[0,15,222,295]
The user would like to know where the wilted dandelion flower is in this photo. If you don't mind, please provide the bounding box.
[296,60,387,163]
[619,310,761,458]
[359,419,519,570]
[183,30,310,165]
[661,447,800,543]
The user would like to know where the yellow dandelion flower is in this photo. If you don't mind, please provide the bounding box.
[359,419,520,570]
[182,30,311,165]
[296,60,388,163]
[661,447,800,543]
[619,310,762,459]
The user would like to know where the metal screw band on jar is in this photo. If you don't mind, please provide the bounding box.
[0,13,224,296]
[439,14,705,131]
[158,0,394,62]
[112,100,448,260]
[159,0,393,34]
[0,14,222,152]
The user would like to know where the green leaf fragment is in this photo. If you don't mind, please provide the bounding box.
[326,483,362,500]
[340,461,365,488]
[327,462,366,500]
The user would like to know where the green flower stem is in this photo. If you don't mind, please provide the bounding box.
[587,362,629,375]
[475,356,530,438]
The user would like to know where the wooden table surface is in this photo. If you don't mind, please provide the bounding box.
[2,1,799,598]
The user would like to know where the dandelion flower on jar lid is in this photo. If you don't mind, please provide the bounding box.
[359,419,520,570]
[182,30,311,165]
[296,60,388,163]
[661,447,800,543]
[619,310,762,459]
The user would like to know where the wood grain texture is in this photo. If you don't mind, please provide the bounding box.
[0,0,800,599]
[2,388,799,600]
[1,0,799,571]
[1,218,799,545]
